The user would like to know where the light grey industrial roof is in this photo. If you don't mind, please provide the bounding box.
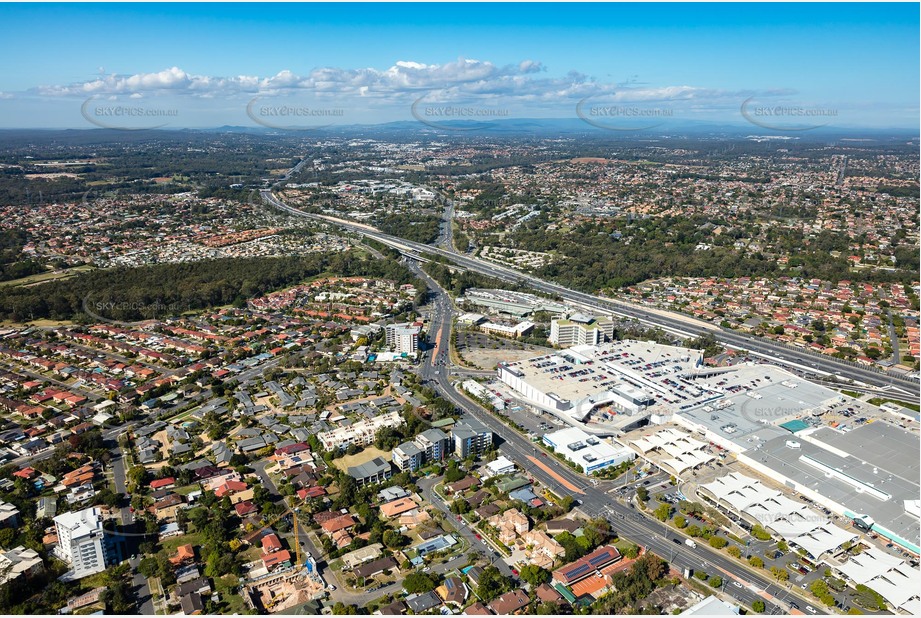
[812,423,920,484]
[744,426,920,549]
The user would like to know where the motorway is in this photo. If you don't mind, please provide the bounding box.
[252,186,905,613]
[258,189,919,401]
[256,185,909,612]
[406,256,820,615]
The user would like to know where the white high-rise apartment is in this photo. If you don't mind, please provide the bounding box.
[53,507,108,579]
[385,322,421,354]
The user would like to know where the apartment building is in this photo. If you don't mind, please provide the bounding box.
[392,441,424,472]
[385,322,421,355]
[393,428,451,471]
[317,410,404,451]
[452,419,493,458]
[549,314,614,347]
[53,507,109,579]
[347,457,393,487]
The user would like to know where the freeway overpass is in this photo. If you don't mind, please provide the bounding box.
[259,189,919,398]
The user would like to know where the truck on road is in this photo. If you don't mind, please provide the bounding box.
[685,539,697,548]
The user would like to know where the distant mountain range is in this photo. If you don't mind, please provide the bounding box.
[203,117,918,140]
[0,118,916,142]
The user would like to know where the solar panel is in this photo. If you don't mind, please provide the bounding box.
[588,551,613,566]
[565,564,590,578]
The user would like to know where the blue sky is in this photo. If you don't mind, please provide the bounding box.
[0,3,917,129]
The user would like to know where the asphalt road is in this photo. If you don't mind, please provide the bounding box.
[417,476,514,578]
[406,249,825,615]
[128,555,156,615]
[254,187,899,613]
[260,188,918,398]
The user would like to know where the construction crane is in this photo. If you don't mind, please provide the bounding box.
[292,507,303,569]
[244,499,310,572]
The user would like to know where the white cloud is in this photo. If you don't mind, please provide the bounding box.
[31,58,782,112]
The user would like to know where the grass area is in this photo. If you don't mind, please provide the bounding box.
[331,446,392,472]
[0,318,74,327]
[162,407,198,424]
[867,397,920,412]
[840,390,862,399]
[159,532,204,554]
[213,574,248,614]
[0,264,94,288]
[78,570,111,590]
[173,484,201,496]
[238,544,263,563]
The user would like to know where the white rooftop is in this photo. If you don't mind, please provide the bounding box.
[700,472,857,560]
[54,507,103,536]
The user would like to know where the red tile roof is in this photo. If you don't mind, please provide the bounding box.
[234,501,258,516]
[261,533,282,553]
[262,549,291,570]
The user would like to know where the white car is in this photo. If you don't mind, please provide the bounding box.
[805,606,817,614]
[732,581,743,588]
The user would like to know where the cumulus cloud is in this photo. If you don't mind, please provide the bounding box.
[31,57,779,110]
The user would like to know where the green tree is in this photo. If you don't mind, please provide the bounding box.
[404,572,437,594]
[332,602,359,614]
[674,515,687,529]
[0,528,15,548]
[749,556,764,568]
[127,465,148,491]
[708,536,728,549]
[770,566,788,582]
[583,518,612,547]
[476,566,511,602]
[100,565,134,613]
[137,557,159,578]
[519,564,551,587]
[443,461,465,484]
[382,530,408,549]
[752,600,766,613]
[727,546,742,558]
[708,575,722,588]
[616,541,640,559]
[751,525,772,541]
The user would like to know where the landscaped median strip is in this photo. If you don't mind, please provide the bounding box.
[526,455,585,495]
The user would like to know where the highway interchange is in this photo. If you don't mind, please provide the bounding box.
[259,188,918,405]
[255,186,911,614]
